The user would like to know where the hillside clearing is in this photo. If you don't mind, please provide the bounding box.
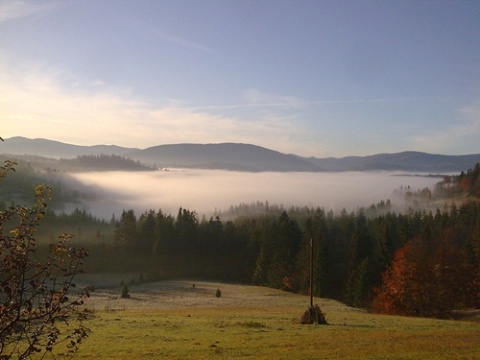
[64,279,480,359]
[80,278,338,311]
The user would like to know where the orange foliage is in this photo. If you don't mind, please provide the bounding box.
[460,176,473,192]
[373,229,464,318]
[282,276,296,291]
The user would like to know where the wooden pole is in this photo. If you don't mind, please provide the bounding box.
[310,237,313,308]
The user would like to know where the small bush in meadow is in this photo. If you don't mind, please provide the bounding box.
[120,281,130,298]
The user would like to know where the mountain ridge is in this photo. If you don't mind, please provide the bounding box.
[1,137,479,172]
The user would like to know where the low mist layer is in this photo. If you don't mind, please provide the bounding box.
[69,169,440,218]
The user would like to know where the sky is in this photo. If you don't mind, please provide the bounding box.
[1,0,480,158]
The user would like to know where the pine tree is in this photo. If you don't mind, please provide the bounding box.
[114,209,138,249]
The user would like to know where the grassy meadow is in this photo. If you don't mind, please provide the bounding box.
[58,280,480,359]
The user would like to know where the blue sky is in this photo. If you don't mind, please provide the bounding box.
[1,0,479,157]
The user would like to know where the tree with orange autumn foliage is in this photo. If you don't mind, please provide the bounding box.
[373,226,464,318]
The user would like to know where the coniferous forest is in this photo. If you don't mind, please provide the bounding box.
[104,198,480,318]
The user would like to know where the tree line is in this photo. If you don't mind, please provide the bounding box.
[107,199,479,317]
[58,154,155,171]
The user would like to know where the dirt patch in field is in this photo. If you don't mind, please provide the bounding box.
[78,277,339,312]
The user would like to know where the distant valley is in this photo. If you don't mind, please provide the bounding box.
[2,136,479,173]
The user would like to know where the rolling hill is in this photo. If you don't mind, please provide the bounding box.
[1,136,137,159]
[306,151,480,172]
[128,143,318,172]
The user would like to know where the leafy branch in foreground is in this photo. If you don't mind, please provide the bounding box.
[0,160,91,359]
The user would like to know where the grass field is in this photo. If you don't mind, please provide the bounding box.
[58,280,480,359]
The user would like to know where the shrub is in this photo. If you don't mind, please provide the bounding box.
[120,282,130,298]
[0,159,90,359]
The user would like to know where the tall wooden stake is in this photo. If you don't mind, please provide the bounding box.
[310,237,313,308]
[301,236,327,325]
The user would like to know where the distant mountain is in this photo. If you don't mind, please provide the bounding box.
[1,137,479,172]
[305,151,480,172]
[1,137,137,159]
[128,143,318,172]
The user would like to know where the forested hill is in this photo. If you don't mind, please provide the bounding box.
[128,143,318,171]
[2,137,480,172]
[307,151,480,172]
[1,137,137,158]
[58,154,155,172]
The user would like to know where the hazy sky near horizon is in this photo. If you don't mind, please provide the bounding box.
[1,0,480,157]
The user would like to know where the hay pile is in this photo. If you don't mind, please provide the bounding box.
[301,304,328,325]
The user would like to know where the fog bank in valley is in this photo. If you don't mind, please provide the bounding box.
[70,169,441,219]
